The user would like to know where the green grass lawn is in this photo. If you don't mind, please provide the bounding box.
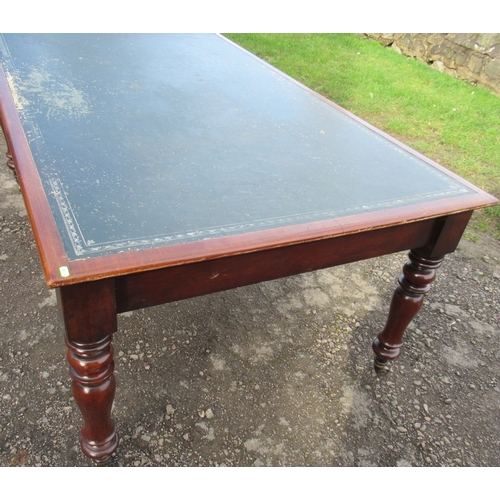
[225,33,500,240]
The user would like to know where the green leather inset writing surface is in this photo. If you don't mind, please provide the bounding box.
[1,34,473,260]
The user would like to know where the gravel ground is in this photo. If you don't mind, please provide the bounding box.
[0,130,499,468]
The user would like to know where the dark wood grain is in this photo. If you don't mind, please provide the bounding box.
[65,334,118,463]
[115,217,439,312]
[57,279,119,461]
[372,211,472,368]
[372,251,444,370]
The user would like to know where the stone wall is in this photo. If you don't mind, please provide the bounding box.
[363,34,500,96]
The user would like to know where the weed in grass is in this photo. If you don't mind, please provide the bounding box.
[463,231,480,243]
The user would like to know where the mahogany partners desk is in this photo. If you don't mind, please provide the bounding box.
[0,34,497,464]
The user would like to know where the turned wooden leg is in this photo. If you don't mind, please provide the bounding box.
[5,146,19,184]
[66,334,118,463]
[57,278,119,464]
[6,149,15,172]
[372,250,443,371]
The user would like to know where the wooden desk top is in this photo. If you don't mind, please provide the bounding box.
[0,34,497,286]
